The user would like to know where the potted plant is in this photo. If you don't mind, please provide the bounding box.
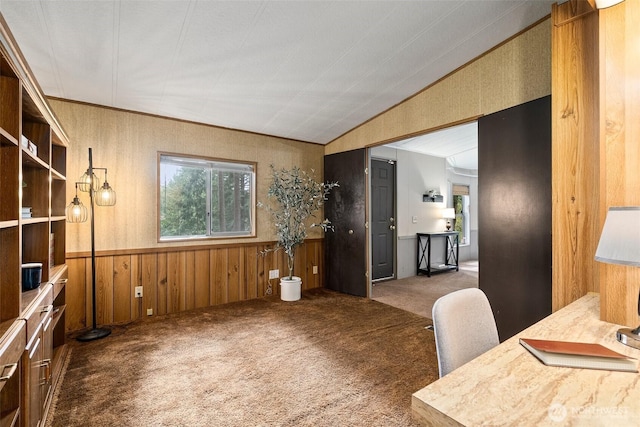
[259,165,338,301]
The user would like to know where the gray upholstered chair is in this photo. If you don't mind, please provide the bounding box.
[432,287,499,377]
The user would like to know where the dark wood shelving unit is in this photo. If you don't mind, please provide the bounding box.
[0,15,69,427]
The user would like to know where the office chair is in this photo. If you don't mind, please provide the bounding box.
[432,287,499,377]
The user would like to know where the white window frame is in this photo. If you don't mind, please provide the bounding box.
[158,152,256,241]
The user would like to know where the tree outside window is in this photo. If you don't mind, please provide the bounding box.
[159,153,255,240]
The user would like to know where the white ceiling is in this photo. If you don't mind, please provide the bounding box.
[0,0,554,146]
[386,121,478,170]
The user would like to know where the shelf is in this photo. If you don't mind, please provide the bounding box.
[51,168,65,181]
[21,146,48,169]
[20,217,48,225]
[0,221,18,229]
[0,128,17,147]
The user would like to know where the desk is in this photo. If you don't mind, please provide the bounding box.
[412,293,640,426]
[416,232,459,277]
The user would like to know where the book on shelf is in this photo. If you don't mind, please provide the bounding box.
[520,338,638,372]
[21,207,32,218]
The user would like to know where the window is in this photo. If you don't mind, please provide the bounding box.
[159,153,256,240]
[452,184,470,245]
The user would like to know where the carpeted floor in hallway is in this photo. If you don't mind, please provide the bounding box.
[371,260,479,319]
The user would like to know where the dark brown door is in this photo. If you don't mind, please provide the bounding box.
[371,159,395,280]
[324,149,367,297]
[478,95,551,341]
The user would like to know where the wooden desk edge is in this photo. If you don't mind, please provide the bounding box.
[411,394,464,427]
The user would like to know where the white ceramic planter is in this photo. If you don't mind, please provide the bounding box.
[280,276,302,301]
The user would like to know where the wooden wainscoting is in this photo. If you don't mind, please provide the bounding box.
[65,239,325,333]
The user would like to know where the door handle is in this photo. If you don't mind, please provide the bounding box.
[0,363,17,381]
[348,230,354,234]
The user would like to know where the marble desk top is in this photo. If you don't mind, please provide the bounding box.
[412,293,640,426]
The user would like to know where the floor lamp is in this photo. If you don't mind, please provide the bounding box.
[66,147,116,341]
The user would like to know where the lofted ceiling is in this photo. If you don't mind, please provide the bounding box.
[386,121,479,170]
[0,0,553,147]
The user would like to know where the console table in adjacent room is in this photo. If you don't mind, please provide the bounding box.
[416,232,459,277]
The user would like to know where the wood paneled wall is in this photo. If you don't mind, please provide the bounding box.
[552,0,640,326]
[598,1,640,326]
[65,239,324,333]
[551,1,600,310]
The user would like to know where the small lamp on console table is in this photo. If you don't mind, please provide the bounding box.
[443,208,455,231]
[595,206,640,350]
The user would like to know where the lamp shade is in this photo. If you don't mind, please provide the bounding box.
[595,0,624,9]
[66,196,88,223]
[78,169,100,192]
[595,207,640,267]
[443,208,456,219]
[95,182,116,206]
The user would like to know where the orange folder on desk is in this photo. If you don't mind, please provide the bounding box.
[519,338,638,372]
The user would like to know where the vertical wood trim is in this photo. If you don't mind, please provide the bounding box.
[95,256,114,325]
[112,255,131,323]
[167,251,186,313]
[228,247,241,303]
[141,253,157,318]
[305,242,319,289]
[185,250,196,311]
[245,246,258,300]
[211,248,228,305]
[66,257,86,332]
[157,253,167,315]
[194,250,210,308]
[551,1,600,312]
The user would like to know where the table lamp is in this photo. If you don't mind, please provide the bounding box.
[595,206,640,350]
[443,208,455,231]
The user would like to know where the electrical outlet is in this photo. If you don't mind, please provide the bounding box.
[269,269,279,279]
[313,265,318,274]
[147,308,153,316]
[135,286,143,298]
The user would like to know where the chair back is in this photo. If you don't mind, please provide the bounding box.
[432,287,499,377]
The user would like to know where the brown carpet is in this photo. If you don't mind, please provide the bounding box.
[47,288,437,427]
[372,262,479,319]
